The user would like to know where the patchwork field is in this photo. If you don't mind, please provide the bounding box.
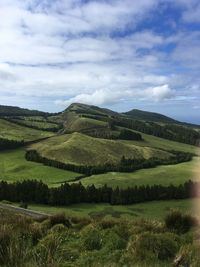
[0,119,54,141]
[72,157,198,188]
[0,148,79,185]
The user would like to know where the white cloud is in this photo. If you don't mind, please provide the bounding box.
[0,0,199,116]
[56,84,175,107]
[143,84,175,101]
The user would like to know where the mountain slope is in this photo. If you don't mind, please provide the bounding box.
[0,105,50,117]
[29,132,173,166]
[123,109,177,123]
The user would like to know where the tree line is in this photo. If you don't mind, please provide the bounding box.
[75,113,200,145]
[0,179,196,205]
[111,118,200,145]
[25,149,193,175]
[82,127,142,141]
[4,118,62,133]
[0,138,24,151]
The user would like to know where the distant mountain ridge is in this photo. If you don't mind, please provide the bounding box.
[123,109,177,123]
[0,102,199,128]
[0,105,49,117]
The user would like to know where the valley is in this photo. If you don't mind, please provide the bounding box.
[0,103,199,267]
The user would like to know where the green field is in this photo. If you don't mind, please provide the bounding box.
[26,199,195,220]
[0,119,54,141]
[0,148,79,185]
[11,118,59,130]
[121,130,197,154]
[30,132,174,166]
[72,157,198,188]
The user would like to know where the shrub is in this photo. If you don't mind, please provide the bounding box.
[29,222,44,244]
[33,232,66,267]
[49,213,71,227]
[81,225,102,250]
[102,230,127,251]
[127,232,178,261]
[19,201,28,209]
[0,225,32,267]
[165,210,197,233]
[98,218,117,229]
[173,244,200,267]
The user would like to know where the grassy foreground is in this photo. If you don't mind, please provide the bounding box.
[0,207,199,267]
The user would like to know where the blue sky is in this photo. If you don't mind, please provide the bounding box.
[0,0,200,123]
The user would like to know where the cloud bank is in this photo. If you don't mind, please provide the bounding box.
[0,0,199,121]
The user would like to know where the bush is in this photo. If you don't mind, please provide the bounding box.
[165,210,197,233]
[128,232,178,261]
[173,244,200,267]
[81,225,102,250]
[102,230,127,251]
[33,232,66,267]
[19,201,28,209]
[49,213,71,228]
[0,225,32,267]
[98,218,117,229]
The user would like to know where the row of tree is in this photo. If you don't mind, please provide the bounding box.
[112,118,200,145]
[25,149,193,175]
[0,138,24,151]
[4,118,62,133]
[82,128,142,141]
[0,179,196,205]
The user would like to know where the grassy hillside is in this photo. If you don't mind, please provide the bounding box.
[53,103,200,146]
[0,148,79,185]
[122,131,197,154]
[1,205,199,267]
[0,119,54,141]
[123,109,177,123]
[30,132,173,166]
[72,157,198,188]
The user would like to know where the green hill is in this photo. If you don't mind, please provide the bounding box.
[0,104,49,117]
[29,132,173,166]
[52,103,200,146]
[123,109,177,123]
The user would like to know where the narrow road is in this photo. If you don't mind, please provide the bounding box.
[0,203,49,219]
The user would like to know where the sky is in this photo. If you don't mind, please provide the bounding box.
[0,0,200,123]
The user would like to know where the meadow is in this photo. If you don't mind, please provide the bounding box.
[26,199,195,220]
[0,148,79,186]
[0,119,53,141]
[73,157,198,188]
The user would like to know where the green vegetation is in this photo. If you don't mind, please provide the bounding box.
[7,118,60,131]
[0,208,199,267]
[30,132,174,166]
[124,108,177,123]
[26,199,194,220]
[0,104,49,116]
[75,157,198,188]
[0,119,53,141]
[0,149,79,185]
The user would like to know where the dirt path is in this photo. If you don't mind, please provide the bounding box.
[0,203,49,219]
